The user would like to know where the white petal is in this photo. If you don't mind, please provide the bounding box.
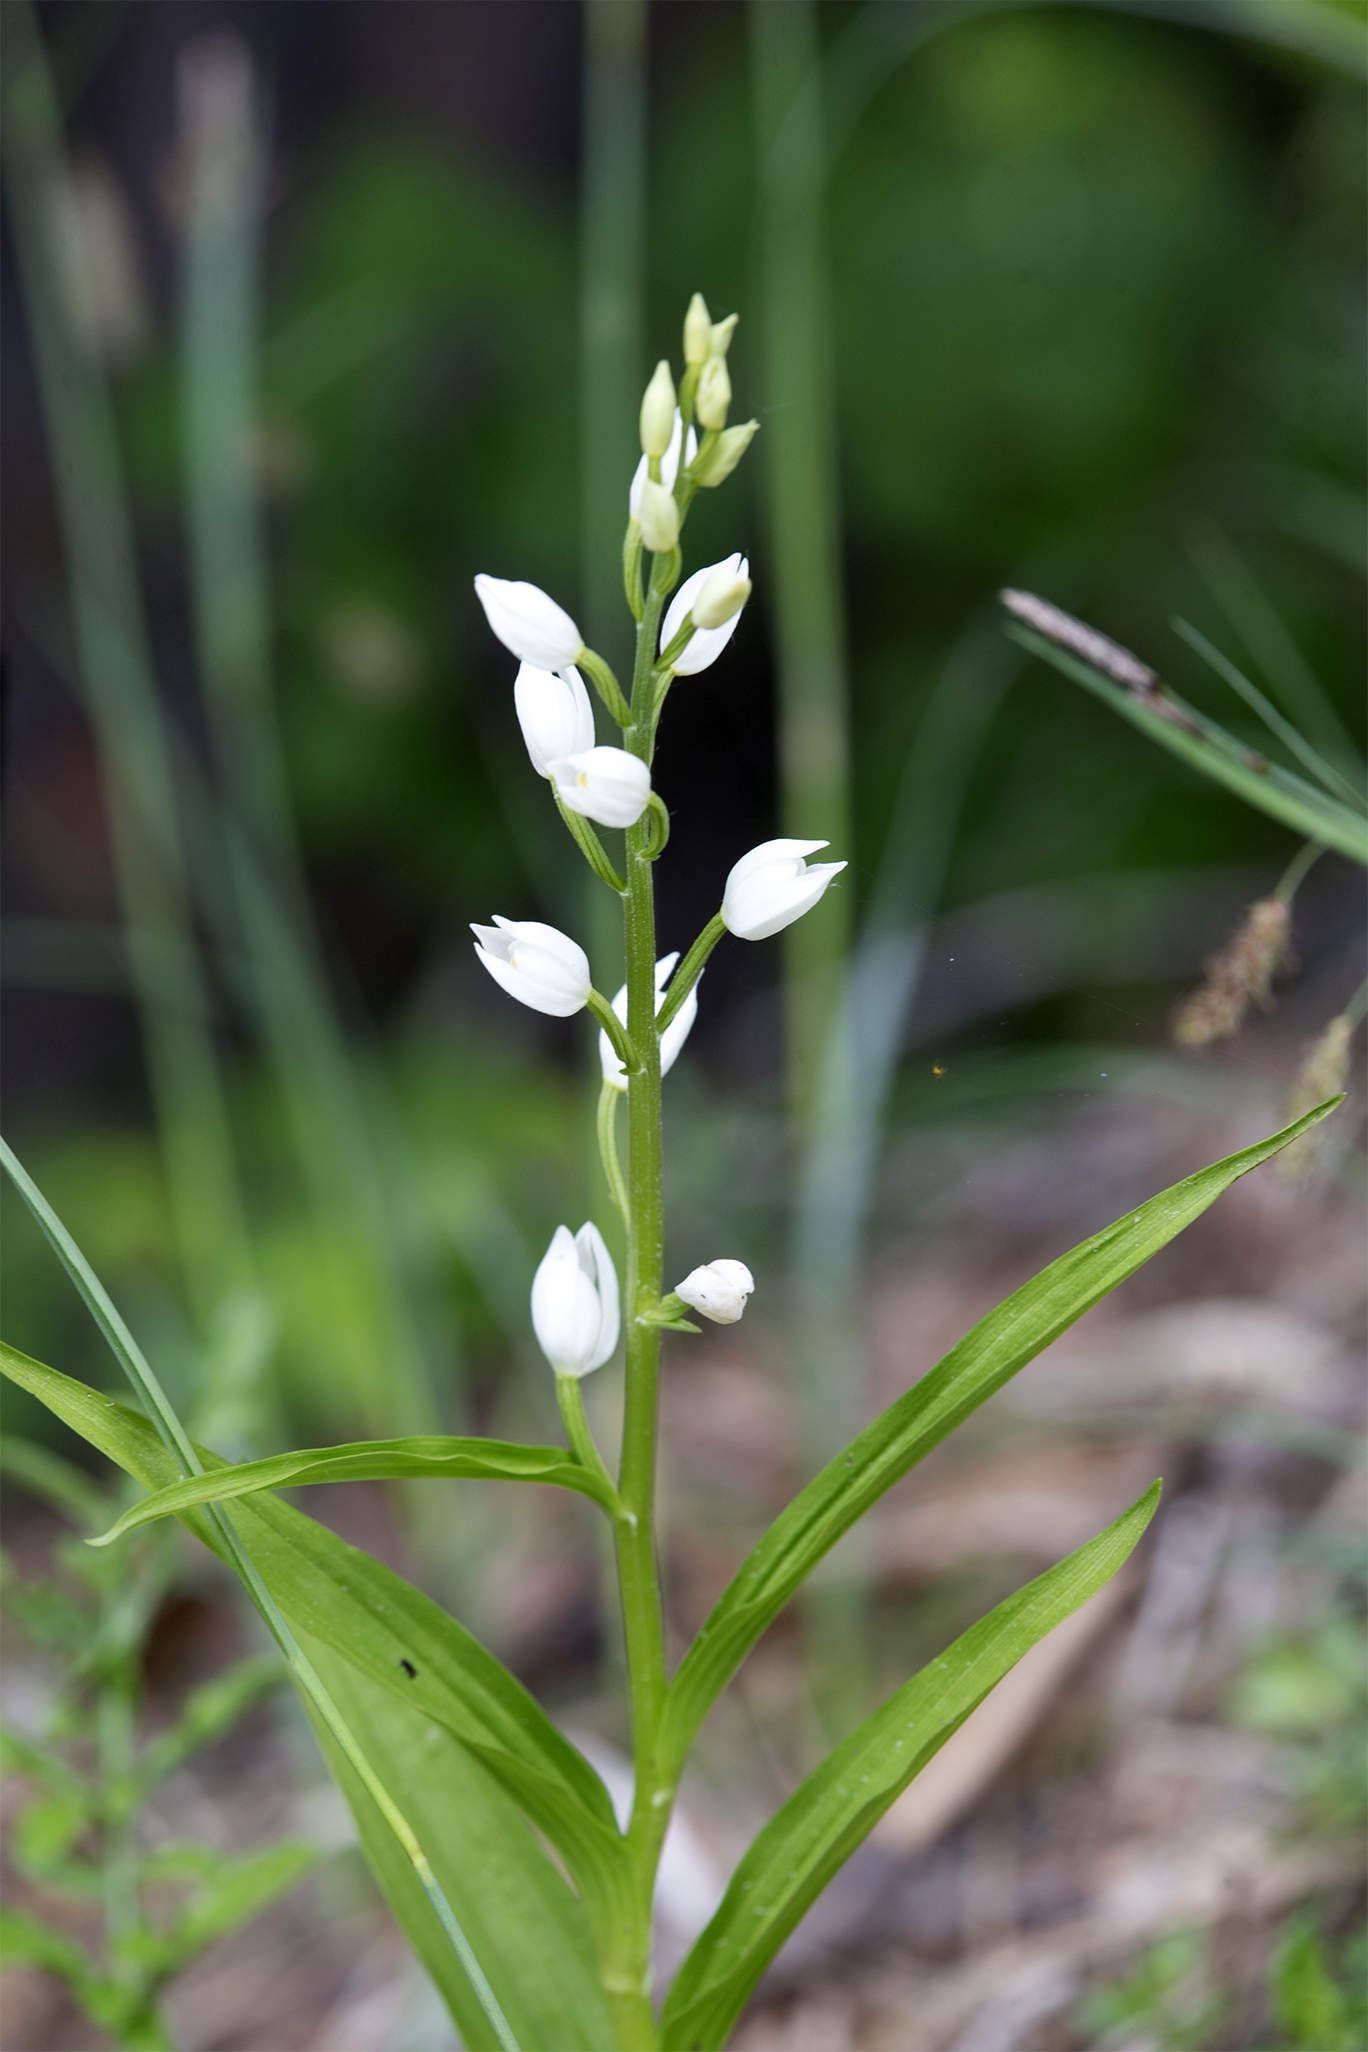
[675,1259,755,1324]
[575,1221,620,1370]
[514,664,595,777]
[628,413,697,519]
[474,575,583,671]
[549,746,651,829]
[531,1226,603,1374]
[599,954,695,1090]
[471,917,590,1016]
[659,554,748,675]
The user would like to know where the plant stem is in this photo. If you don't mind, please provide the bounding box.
[597,1079,632,1227]
[556,1373,618,1502]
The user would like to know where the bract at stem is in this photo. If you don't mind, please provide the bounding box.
[579,647,632,725]
[641,791,671,860]
[554,791,627,893]
[656,913,726,1034]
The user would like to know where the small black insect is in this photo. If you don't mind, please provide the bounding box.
[399,1658,418,1679]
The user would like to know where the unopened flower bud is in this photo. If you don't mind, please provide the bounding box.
[640,359,677,460]
[692,561,751,631]
[659,555,750,675]
[675,1259,754,1325]
[708,314,739,359]
[548,745,652,829]
[694,419,759,488]
[532,1223,620,1377]
[629,410,696,521]
[637,476,681,554]
[475,575,584,672]
[683,292,712,366]
[695,356,731,432]
[471,917,591,1017]
[722,840,847,942]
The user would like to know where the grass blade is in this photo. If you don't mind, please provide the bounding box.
[0,1140,521,2052]
[1171,617,1366,812]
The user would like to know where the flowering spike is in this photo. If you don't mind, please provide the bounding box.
[1173,896,1290,1047]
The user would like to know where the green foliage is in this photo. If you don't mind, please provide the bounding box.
[658,1099,1337,1775]
[1227,1612,1368,1831]
[1076,1928,1229,2050]
[0,1442,313,2048]
[662,1484,1159,2051]
[1268,1917,1368,2052]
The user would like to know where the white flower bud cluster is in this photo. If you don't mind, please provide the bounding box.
[469,294,849,1378]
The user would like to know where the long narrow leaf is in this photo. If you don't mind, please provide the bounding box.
[662,1482,1160,2049]
[306,1641,615,2051]
[659,1100,1337,1776]
[1007,626,1368,865]
[91,1434,616,1545]
[0,1344,627,1920]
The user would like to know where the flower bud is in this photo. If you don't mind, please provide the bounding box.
[548,745,652,829]
[708,313,739,359]
[683,292,712,366]
[658,555,750,676]
[691,562,751,631]
[695,356,731,432]
[514,663,594,778]
[637,476,681,554]
[675,1259,753,1325]
[629,409,695,520]
[693,419,759,489]
[640,359,677,460]
[722,840,847,943]
[532,1223,620,1377]
[471,916,591,1017]
[599,952,700,1093]
[474,575,584,672]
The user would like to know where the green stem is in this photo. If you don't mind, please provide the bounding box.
[597,1078,632,1227]
[1275,838,1325,902]
[656,914,726,1035]
[556,1373,619,1503]
[580,646,633,726]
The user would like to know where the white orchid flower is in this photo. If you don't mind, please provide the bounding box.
[721,839,847,942]
[639,360,677,459]
[532,1223,620,1377]
[474,574,584,672]
[547,746,652,830]
[599,952,699,1093]
[629,408,697,522]
[514,663,595,778]
[675,1259,754,1325]
[471,916,591,1017]
[658,553,750,676]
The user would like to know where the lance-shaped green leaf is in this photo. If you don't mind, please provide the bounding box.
[0,1344,628,1922]
[90,1434,617,1546]
[304,1637,615,2052]
[661,1483,1159,2050]
[659,1101,1337,1777]
[1008,625,1368,865]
